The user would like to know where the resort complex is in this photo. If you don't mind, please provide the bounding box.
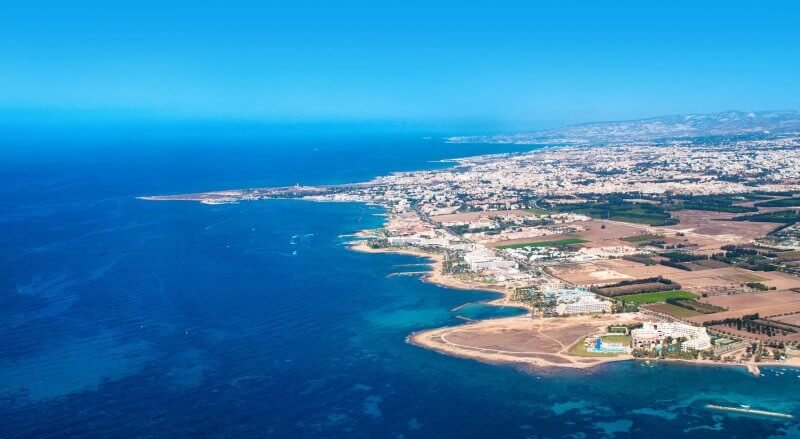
[144,119,800,375]
[632,322,712,352]
[547,288,612,315]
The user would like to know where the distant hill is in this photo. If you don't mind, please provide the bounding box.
[447,110,800,145]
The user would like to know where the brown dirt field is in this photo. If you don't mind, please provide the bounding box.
[675,269,800,291]
[484,213,771,253]
[549,258,800,294]
[548,259,683,286]
[772,313,800,325]
[755,271,800,290]
[571,220,659,245]
[600,263,688,282]
[644,303,702,318]
[544,322,602,346]
[665,267,800,292]
[681,262,715,271]
[707,324,800,343]
[442,320,600,355]
[597,282,674,296]
[693,259,730,269]
[580,220,662,239]
[664,210,783,245]
[486,220,652,249]
[445,328,562,354]
[548,262,634,286]
[430,209,533,223]
[688,301,800,326]
[701,290,800,311]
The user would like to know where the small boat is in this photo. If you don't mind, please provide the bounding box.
[740,404,751,409]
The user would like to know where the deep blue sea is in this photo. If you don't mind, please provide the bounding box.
[2,135,800,438]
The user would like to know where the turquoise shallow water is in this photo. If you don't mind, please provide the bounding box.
[1,136,799,437]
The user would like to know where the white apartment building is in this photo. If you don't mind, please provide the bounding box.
[544,287,611,315]
[463,249,518,272]
[555,295,612,315]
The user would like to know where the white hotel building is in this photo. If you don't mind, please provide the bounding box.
[547,288,612,315]
[555,295,612,315]
[632,322,712,352]
[463,249,518,272]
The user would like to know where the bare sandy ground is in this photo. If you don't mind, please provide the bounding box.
[486,220,644,249]
[550,258,800,293]
[701,290,800,312]
[664,210,784,249]
[774,313,800,325]
[484,212,773,252]
[691,300,800,326]
[519,214,780,253]
[410,313,648,370]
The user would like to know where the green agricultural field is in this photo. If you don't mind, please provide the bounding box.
[617,290,696,305]
[497,238,588,249]
[777,251,800,262]
[666,194,759,213]
[620,234,665,243]
[525,207,550,215]
[550,199,678,226]
[645,302,702,318]
[755,198,800,208]
[733,210,800,224]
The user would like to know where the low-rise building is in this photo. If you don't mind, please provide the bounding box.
[463,248,518,272]
[555,295,612,315]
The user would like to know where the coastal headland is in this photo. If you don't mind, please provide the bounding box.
[350,241,800,374]
[409,313,643,370]
[141,121,800,376]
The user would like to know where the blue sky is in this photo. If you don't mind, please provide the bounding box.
[1,0,799,132]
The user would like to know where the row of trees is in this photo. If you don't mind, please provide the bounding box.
[590,276,681,297]
[704,314,795,337]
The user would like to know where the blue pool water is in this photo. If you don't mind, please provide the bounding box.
[1,135,799,437]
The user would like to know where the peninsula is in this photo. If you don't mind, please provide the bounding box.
[142,111,800,375]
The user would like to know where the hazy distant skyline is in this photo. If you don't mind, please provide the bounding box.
[2,1,799,132]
